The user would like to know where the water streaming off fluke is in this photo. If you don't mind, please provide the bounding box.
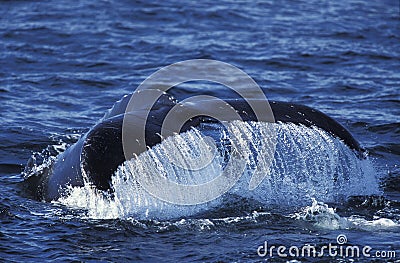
[59,121,380,220]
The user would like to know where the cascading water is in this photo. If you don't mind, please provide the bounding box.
[58,121,380,220]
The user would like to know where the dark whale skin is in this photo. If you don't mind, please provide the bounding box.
[24,95,364,201]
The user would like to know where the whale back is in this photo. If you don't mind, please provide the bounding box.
[24,93,365,201]
[80,96,364,194]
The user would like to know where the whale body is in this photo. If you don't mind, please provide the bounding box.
[23,93,364,201]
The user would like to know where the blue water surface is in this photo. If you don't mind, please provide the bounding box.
[1,0,399,262]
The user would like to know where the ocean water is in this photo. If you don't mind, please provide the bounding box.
[1,0,399,262]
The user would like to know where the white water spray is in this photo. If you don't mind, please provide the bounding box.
[59,121,380,220]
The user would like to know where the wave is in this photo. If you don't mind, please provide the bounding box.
[294,198,399,231]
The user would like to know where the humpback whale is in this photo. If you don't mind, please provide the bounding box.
[23,92,365,202]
